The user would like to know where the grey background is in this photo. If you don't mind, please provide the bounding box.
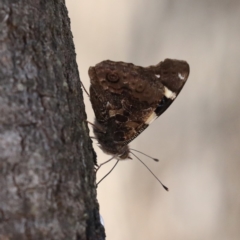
[66,1,240,239]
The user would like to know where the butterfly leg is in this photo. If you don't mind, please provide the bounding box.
[80,81,90,96]
[96,160,119,186]
[95,155,116,173]
[85,120,106,133]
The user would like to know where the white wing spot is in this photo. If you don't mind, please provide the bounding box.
[155,74,160,78]
[145,112,157,124]
[164,86,176,100]
[178,73,185,80]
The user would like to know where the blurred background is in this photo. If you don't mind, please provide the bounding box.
[66,1,240,239]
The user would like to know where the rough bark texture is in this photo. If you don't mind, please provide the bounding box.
[0,1,105,239]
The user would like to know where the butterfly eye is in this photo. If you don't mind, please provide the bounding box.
[106,72,119,83]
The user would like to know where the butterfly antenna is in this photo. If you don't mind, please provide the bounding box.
[130,148,159,162]
[97,160,119,186]
[130,151,168,191]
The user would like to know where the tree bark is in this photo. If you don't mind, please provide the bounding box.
[0,1,105,239]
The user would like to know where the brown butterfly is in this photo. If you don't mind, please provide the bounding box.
[88,59,190,188]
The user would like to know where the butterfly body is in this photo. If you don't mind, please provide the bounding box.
[89,59,190,159]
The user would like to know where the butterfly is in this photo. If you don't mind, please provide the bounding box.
[88,59,190,188]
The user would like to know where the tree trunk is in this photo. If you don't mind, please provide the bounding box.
[0,1,105,239]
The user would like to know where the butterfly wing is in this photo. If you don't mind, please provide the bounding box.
[143,58,190,126]
[89,59,190,147]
